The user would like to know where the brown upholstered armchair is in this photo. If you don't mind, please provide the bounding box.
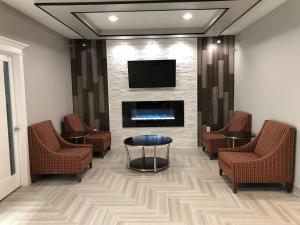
[28,120,93,183]
[64,114,111,157]
[202,111,252,159]
[218,120,296,193]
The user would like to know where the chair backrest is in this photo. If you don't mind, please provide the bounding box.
[64,114,86,133]
[228,111,252,132]
[29,120,61,152]
[255,120,295,157]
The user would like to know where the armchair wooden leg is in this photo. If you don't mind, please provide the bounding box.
[89,162,93,169]
[202,146,205,152]
[77,173,82,183]
[286,183,293,193]
[99,152,104,158]
[219,169,223,176]
[209,152,214,160]
[31,174,38,183]
[233,183,238,193]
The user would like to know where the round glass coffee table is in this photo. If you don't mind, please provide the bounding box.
[124,135,172,173]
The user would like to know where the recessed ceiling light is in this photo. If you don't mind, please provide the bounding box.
[217,39,222,44]
[109,15,118,22]
[183,13,193,20]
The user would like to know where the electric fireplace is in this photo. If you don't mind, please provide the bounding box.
[122,101,184,127]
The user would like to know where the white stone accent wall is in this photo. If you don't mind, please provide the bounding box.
[107,38,197,149]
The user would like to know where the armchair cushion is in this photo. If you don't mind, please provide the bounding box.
[202,133,225,141]
[86,132,111,151]
[60,147,91,159]
[88,132,111,140]
[219,152,259,168]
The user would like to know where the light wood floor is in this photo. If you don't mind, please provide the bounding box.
[1,148,300,225]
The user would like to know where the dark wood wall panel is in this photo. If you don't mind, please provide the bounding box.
[70,39,110,131]
[197,36,235,145]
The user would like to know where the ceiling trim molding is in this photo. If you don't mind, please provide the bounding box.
[35,4,86,38]
[219,0,262,34]
[72,8,228,37]
[35,0,238,6]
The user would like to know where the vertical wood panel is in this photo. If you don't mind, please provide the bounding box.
[201,50,207,88]
[70,40,110,131]
[197,36,235,145]
[218,60,224,98]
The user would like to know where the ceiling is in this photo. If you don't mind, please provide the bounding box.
[83,9,222,31]
[2,0,286,39]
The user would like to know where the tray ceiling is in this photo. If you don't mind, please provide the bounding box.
[3,0,287,39]
[82,9,223,31]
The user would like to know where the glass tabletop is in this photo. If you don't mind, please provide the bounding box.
[124,135,172,146]
[61,131,89,138]
[223,131,255,139]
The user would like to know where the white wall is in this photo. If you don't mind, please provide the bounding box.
[107,39,198,149]
[0,2,73,131]
[235,0,300,188]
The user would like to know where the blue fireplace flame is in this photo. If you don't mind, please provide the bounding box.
[132,109,175,121]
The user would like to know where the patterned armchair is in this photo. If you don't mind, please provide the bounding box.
[218,120,296,193]
[64,114,111,157]
[28,120,93,183]
[202,111,252,159]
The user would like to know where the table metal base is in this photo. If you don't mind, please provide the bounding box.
[130,157,169,172]
[124,136,171,173]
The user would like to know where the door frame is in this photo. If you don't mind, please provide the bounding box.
[0,35,30,186]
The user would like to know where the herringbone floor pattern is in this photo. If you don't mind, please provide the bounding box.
[1,148,300,225]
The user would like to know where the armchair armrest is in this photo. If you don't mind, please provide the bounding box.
[218,123,231,133]
[86,127,98,133]
[89,130,110,135]
[233,131,295,176]
[83,121,96,133]
[232,150,289,183]
[209,130,224,134]
[82,120,109,134]
[28,130,82,170]
[56,133,93,150]
[208,122,231,134]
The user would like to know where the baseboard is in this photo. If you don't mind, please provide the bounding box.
[293,185,300,197]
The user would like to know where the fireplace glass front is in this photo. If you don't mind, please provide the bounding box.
[122,101,184,127]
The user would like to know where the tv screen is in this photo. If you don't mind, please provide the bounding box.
[128,60,176,88]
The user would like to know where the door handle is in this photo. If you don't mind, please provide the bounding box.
[14,126,21,131]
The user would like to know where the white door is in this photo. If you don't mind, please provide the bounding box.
[0,54,21,200]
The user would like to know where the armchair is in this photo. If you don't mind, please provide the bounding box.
[28,120,93,182]
[64,114,111,157]
[202,111,252,159]
[218,120,296,193]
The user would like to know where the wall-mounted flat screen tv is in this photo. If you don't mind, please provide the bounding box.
[128,59,176,88]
